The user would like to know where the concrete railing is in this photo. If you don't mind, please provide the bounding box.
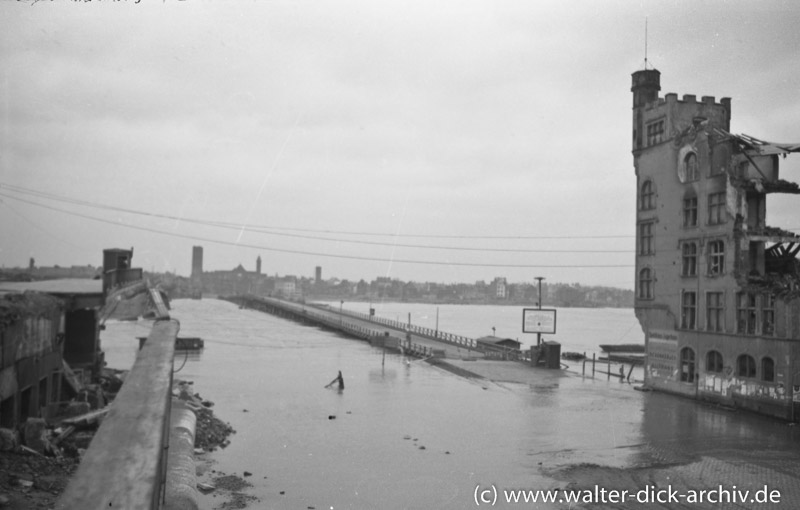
[56,319,179,510]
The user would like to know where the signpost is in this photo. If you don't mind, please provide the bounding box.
[522,308,557,334]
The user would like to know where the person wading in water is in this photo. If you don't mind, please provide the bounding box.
[325,370,344,390]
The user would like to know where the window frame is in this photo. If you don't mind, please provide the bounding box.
[681,290,697,330]
[762,294,775,336]
[737,293,757,335]
[639,222,654,256]
[706,291,724,332]
[737,354,756,378]
[706,350,723,373]
[681,241,698,277]
[708,191,726,225]
[684,152,699,182]
[680,347,696,383]
[638,267,654,300]
[646,119,665,146]
[761,357,775,382]
[683,195,698,228]
[707,239,725,276]
[640,180,655,211]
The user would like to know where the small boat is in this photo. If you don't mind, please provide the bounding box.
[175,337,204,350]
[137,336,205,350]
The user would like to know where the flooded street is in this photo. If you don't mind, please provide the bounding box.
[103,299,800,509]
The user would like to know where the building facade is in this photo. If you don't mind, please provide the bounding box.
[632,68,800,420]
[0,292,64,429]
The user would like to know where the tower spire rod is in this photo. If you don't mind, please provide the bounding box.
[644,17,649,69]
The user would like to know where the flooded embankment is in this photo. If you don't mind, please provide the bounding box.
[101,299,800,509]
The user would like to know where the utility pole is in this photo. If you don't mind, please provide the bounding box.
[535,276,545,347]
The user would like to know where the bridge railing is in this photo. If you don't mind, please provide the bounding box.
[56,320,179,510]
[240,296,480,352]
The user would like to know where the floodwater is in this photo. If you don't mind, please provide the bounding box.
[101,299,800,509]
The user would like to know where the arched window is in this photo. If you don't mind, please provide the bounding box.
[737,354,756,378]
[684,152,699,181]
[641,180,655,210]
[762,357,775,382]
[680,347,695,383]
[638,268,653,299]
[706,350,723,373]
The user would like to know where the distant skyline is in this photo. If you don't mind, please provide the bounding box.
[2,0,799,290]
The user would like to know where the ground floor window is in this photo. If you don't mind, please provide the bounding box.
[680,347,695,383]
[762,357,775,382]
[737,354,756,378]
[706,350,723,373]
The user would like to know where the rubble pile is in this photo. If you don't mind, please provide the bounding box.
[0,421,88,508]
[173,381,235,451]
[194,406,235,451]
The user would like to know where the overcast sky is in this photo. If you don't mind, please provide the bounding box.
[1,0,799,289]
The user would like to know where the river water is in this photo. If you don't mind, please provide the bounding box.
[101,299,800,509]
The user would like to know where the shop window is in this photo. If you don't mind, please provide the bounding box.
[762,357,775,382]
[680,347,695,383]
[737,354,756,378]
[638,268,653,299]
[706,350,723,373]
[681,242,697,277]
[681,291,697,330]
[706,292,724,332]
[708,240,725,276]
[683,196,698,227]
[640,180,655,210]
[708,192,726,225]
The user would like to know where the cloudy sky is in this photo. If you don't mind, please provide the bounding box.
[1,0,799,289]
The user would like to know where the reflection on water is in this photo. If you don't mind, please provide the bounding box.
[100,299,800,510]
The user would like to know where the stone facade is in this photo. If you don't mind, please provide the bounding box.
[632,68,800,420]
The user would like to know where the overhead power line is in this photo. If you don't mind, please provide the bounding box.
[0,182,635,243]
[0,191,635,270]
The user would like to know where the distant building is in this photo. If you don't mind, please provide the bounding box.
[315,266,322,284]
[191,246,203,279]
[190,248,269,297]
[274,276,299,300]
[491,277,507,299]
[631,68,800,420]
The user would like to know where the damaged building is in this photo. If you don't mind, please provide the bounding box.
[632,68,800,421]
[0,248,157,430]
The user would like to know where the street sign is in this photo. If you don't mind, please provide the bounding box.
[522,308,557,334]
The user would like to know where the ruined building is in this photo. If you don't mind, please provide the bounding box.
[632,68,800,420]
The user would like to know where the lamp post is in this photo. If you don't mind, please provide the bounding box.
[340,300,343,326]
[535,276,545,347]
